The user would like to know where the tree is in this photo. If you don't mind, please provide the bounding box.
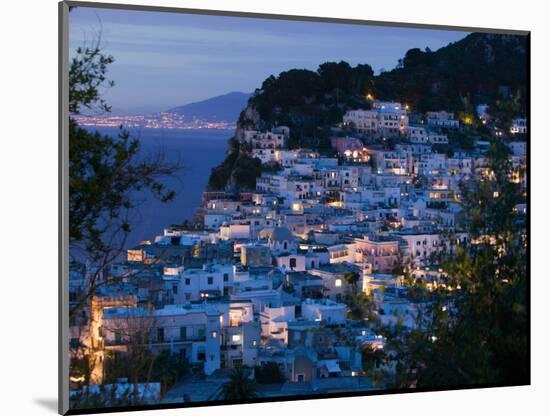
[344,271,360,293]
[68,38,180,317]
[342,271,376,320]
[148,351,190,395]
[254,362,284,384]
[345,291,375,320]
[69,336,95,389]
[383,141,527,389]
[221,367,258,400]
[489,89,524,132]
[69,43,114,115]
[375,33,527,113]
[102,310,159,404]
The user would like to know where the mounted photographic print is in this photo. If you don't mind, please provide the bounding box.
[59,1,530,414]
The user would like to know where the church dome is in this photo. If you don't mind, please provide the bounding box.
[270,226,294,242]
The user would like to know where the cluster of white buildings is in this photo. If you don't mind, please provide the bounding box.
[343,101,409,138]
[69,100,527,400]
[342,102,462,145]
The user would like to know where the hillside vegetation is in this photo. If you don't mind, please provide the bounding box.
[208,33,528,191]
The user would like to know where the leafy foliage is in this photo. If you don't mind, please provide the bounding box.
[345,291,375,320]
[344,272,360,290]
[104,350,189,395]
[207,138,262,191]
[68,41,180,320]
[489,89,524,132]
[376,33,528,114]
[384,141,527,389]
[254,362,285,384]
[69,43,179,260]
[69,121,177,259]
[69,45,114,115]
[246,62,375,148]
[222,367,258,400]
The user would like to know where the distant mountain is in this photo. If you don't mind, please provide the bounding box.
[168,91,252,123]
[111,105,166,116]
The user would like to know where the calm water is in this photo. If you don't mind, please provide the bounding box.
[87,127,231,248]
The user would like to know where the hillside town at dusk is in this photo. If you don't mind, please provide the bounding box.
[69,94,527,407]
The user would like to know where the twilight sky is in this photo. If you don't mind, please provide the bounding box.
[69,6,469,114]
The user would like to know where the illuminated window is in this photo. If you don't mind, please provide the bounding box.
[232,334,241,343]
[335,279,342,287]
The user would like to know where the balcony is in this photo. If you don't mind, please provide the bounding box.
[221,344,241,351]
[152,336,206,344]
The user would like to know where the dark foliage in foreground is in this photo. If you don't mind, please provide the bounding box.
[384,142,528,388]
[254,362,285,384]
[222,367,258,400]
[68,43,179,314]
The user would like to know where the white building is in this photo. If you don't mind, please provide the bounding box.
[415,153,447,175]
[397,229,468,267]
[407,125,448,144]
[176,264,234,302]
[230,289,283,313]
[510,118,527,134]
[200,301,261,368]
[267,226,297,254]
[327,243,356,264]
[309,263,366,301]
[426,111,459,128]
[260,305,296,343]
[243,128,288,149]
[220,223,250,240]
[274,253,306,272]
[252,148,278,164]
[301,298,347,324]
[102,304,222,375]
[368,148,413,175]
[343,101,408,137]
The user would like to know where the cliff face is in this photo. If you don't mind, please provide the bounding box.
[207,33,528,192]
[235,105,261,142]
[205,105,263,192]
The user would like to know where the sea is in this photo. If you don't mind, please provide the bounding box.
[85,126,231,248]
